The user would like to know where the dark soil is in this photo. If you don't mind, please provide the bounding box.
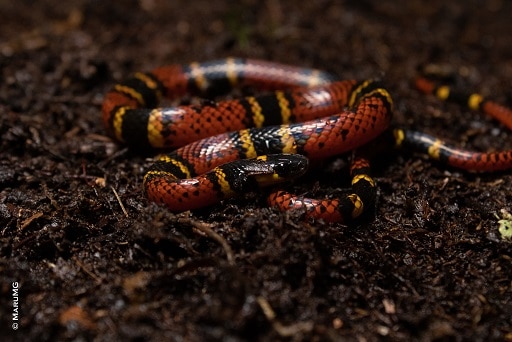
[1,0,511,341]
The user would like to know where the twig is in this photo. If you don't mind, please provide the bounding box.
[110,186,128,217]
[181,218,234,264]
[257,296,314,337]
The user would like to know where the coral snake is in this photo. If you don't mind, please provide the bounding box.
[102,58,512,223]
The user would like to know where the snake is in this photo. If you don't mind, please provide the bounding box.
[102,57,512,222]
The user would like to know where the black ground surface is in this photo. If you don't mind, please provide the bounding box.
[1,0,511,341]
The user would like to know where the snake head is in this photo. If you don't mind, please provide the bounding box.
[226,154,309,191]
[250,154,309,187]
